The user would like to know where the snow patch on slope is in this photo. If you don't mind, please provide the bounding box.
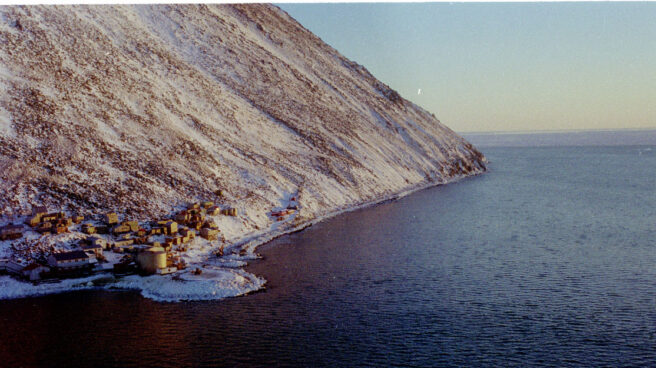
[0,4,487,302]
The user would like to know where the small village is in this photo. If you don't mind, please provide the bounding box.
[0,196,298,283]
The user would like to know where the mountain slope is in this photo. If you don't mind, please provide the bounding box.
[0,4,486,233]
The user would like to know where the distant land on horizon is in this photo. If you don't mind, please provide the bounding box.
[460,127,656,135]
[463,128,656,147]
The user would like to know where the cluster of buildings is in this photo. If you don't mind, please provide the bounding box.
[0,207,84,241]
[0,200,240,282]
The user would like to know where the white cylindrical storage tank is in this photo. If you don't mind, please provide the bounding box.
[137,246,167,274]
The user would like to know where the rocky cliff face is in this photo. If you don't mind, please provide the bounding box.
[0,4,485,230]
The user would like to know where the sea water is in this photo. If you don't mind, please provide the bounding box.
[1,132,655,367]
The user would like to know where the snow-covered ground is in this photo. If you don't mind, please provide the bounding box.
[0,173,478,302]
[0,5,487,301]
[0,269,264,302]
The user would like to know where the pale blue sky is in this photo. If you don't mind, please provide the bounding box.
[278,3,656,133]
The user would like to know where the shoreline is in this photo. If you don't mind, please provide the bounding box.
[0,169,485,302]
[229,169,484,257]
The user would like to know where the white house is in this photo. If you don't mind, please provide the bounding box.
[48,250,91,269]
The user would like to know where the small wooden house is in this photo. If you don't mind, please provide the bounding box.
[202,220,218,230]
[166,236,183,246]
[53,224,68,234]
[114,239,135,247]
[207,206,221,216]
[55,218,73,227]
[148,227,163,236]
[27,214,43,227]
[112,224,131,235]
[221,208,237,216]
[26,206,47,226]
[179,228,195,238]
[164,221,178,235]
[105,213,118,225]
[82,223,96,234]
[175,212,190,224]
[123,221,139,232]
[201,228,219,241]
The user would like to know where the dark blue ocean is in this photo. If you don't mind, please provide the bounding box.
[1,131,656,367]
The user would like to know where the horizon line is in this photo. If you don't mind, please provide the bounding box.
[458,127,656,135]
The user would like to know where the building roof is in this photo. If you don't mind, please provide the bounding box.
[52,250,89,261]
[145,246,166,253]
[83,244,103,249]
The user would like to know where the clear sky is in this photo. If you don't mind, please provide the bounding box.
[278,3,656,133]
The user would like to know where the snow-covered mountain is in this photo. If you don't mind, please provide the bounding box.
[0,4,486,232]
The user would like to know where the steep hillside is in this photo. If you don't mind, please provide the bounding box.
[0,4,486,237]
